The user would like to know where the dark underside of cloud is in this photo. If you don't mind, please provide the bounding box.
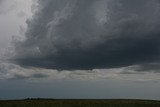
[12,0,160,70]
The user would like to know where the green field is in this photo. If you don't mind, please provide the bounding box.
[0,99,160,107]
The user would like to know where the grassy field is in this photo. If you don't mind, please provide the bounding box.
[0,99,160,107]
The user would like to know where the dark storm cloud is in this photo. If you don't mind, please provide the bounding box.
[12,0,160,70]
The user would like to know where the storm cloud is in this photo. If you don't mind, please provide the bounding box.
[12,0,160,70]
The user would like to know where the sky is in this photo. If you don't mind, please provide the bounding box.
[0,0,160,100]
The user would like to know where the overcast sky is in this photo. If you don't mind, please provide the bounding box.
[0,0,160,100]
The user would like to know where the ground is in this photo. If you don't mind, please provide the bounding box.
[0,99,160,107]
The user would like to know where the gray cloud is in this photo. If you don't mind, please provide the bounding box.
[0,61,49,80]
[0,0,16,14]
[1,61,160,82]
[0,0,5,14]
[0,0,4,4]
[12,0,160,70]
[17,11,26,18]
[133,63,160,73]
[0,61,118,80]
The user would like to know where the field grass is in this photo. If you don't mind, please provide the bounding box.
[0,99,160,107]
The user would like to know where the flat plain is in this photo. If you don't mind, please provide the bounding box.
[0,99,160,107]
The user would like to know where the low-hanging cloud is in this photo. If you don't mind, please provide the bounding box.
[1,61,160,82]
[12,0,160,70]
[0,60,120,80]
